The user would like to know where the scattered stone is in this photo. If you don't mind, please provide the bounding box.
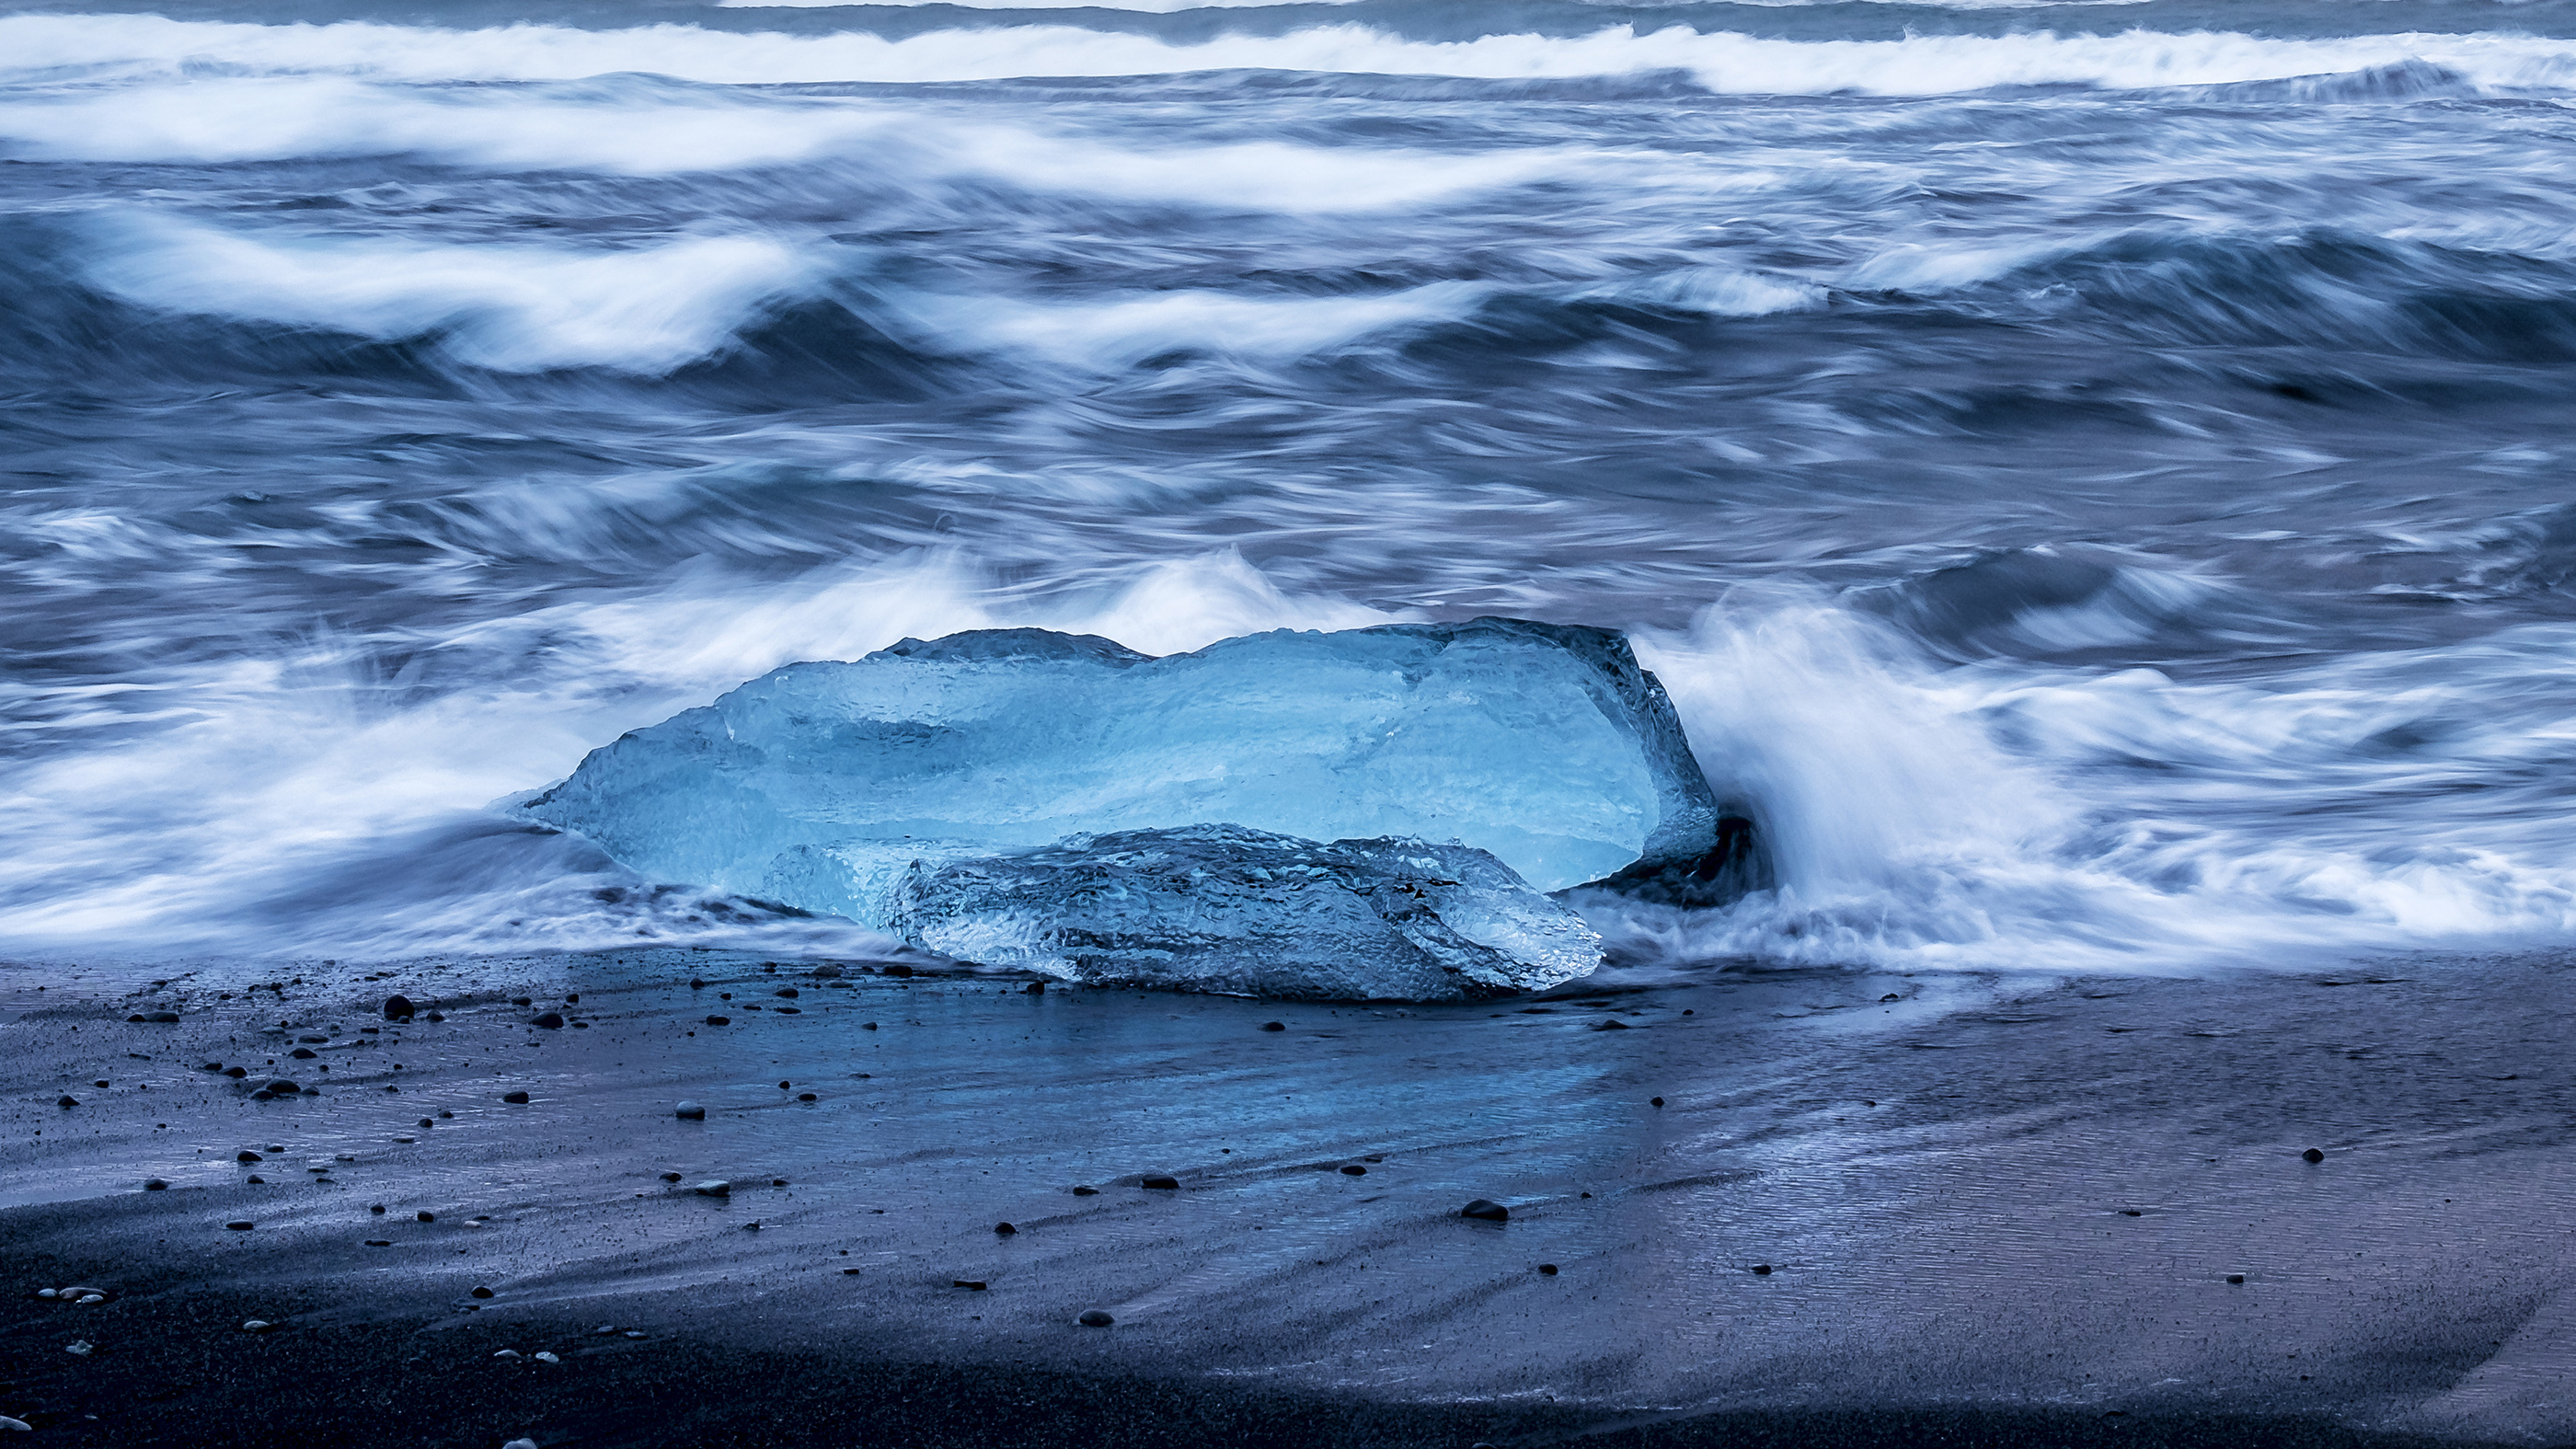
[237,1151,264,1165]
[502,1439,538,1449]
[63,1340,91,1356]
[1071,1185,1099,1196]
[425,1011,443,1022]
[995,1222,1017,1236]
[1024,981,1046,995]
[1077,1309,1114,1328]
[534,1351,561,1364]
[798,1093,817,1101]
[532,1013,564,1029]
[952,1280,986,1290]
[625,1330,645,1339]
[246,1175,265,1184]
[265,1079,298,1095]
[774,1006,799,1015]
[2120,1209,2143,1217]
[371,1203,386,1213]
[0,1415,30,1430]
[1650,1097,1664,1108]
[2226,1274,2247,1284]
[384,995,413,1019]
[365,1240,391,1248]
[675,1101,706,1120]
[661,1172,683,1182]
[288,1048,316,1060]
[1592,1018,1629,1031]
[705,1016,730,1027]
[492,1349,522,1360]
[1538,1263,1558,1275]
[1340,1165,1367,1177]
[418,1212,436,1222]
[774,988,799,999]
[226,1221,254,1231]
[883,964,914,978]
[690,979,707,989]
[1260,1021,1285,1032]
[511,996,533,1007]
[224,1067,247,1079]
[1461,1199,1510,1222]
[1751,1264,1773,1275]
[1881,994,1902,1003]
[694,1180,730,1196]
[55,1096,76,1109]
[239,1319,270,1332]
[471,1286,495,1299]
[501,1091,531,1104]
[2302,1147,2326,1164]
[144,1179,167,1190]
[1140,1174,1179,1190]
[862,1022,878,1030]
[418,1118,434,1128]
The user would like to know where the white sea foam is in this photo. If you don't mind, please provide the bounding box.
[84,213,822,373]
[893,281,1489,369]
[8,14,2576,95]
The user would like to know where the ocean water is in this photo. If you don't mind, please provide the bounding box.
[8,0,2576,981]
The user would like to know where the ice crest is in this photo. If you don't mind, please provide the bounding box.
[523,616,1724,900]
[886,823,1600,1000]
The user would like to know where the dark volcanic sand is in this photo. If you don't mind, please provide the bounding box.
[4,952,2573,1447]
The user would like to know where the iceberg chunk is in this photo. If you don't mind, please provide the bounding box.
[523,616,1726,908]
[885,823,1600,1000]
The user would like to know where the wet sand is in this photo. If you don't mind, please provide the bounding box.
[4,950,2572,1447]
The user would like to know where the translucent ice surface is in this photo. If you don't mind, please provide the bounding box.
[523,617,1723,911]
[885,822,1601,999]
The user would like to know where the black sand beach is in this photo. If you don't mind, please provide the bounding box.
[7,953,2572,1447]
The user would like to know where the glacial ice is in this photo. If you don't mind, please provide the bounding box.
[882,823,1603,1000]
[523,616,1725,907]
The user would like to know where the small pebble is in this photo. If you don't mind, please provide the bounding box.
[289,1048,316,1060]
[365,1239,391,1248]
[1752,1263,1774,1275]
[705,1016,730,1027]
[371,1203,386,1213]
[1592,1019,1629,1031]
[1340,1165,1367,1177]
[241,1320,270,1332]
[798,1092,817,1102]
[75,1294,103,1305]
[226,1221,254,1231]
[1538,1263,1558,1275]
[418,1212,436,1222]
[534,1351,560,1364]
[1259,1021,1285,1032]
[1071,1185,1099,1196]
[995,1222,1017,1236]
[1140,1174,1179,1190]
[2226,1274,2247,1284]
[144,1179,167,1190]
[1650,1097,1664,1108]
[383,995,413,1019]
[471,1286,494,1299]
[694,1180,730,1196]
[675,1101,706,1120]
[501,1091,530,1104]
[1461,1199,1510,1222]
[492,1349,521,1360]
[2302,1147,2326,1163]
[247,1175,265,1184]
[1024,981,1045,995]
[63,1340,90,1356]
[511,996,532,1006]
[503,1439,538,1449]
[531,1013,563,1029]
[55,1096,76,1109]
[1077,1309,1114,1327]
[952,1280,986,1291]
[36,1289,54,1299]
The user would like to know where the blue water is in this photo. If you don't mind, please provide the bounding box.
[9,0,2576,974]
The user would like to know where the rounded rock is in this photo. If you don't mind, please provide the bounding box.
[1259,1021,1286,1032]
[470,1286,494,1299]
[2302,1147,2326,1164]
[1340,1165,1367,1177]
[2226,1273,2247,1284]
[1140,1174,1179,1190]
[226,1221,254,1231]
[1538,1263,1558,1275]
[417,1211,436,1222]
[1077,1309,1115,1328]
[289,1048,316,1060]
[995,1222,1017,1236]
[240,1318,271,1331]
[383,995,413,1019]
[144,1179,167,1191]
[798,1092,817,1102]
[264,1080,298,1096]
[704,1016,730,1027]
[531,1013,563,1030]
[54,1096,76,1109]
[1460,1199,1510,1222]
[501,1091,530,1105]
[674,1102,706,1120]
[693,1180,730,1196]
[505,1440,539,1449]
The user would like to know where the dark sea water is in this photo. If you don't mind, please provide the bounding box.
[9,0,2576,979]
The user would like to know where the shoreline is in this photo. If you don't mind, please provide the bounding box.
[5,950,2573,1445]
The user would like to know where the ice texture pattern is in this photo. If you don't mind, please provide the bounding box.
[885,823,1600,999]
[522,617,1723,909]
